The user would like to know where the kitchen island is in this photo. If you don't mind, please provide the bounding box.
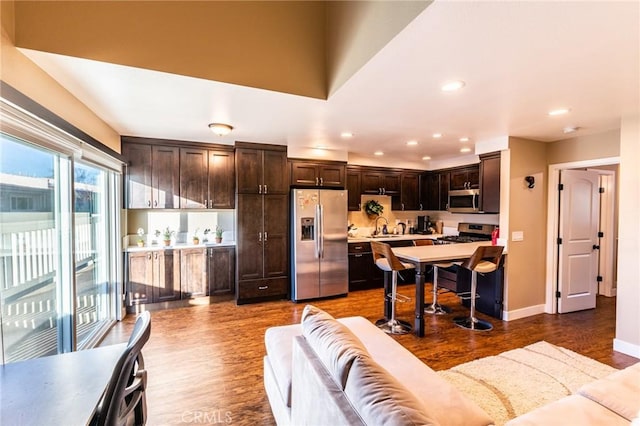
[392,241,506,337]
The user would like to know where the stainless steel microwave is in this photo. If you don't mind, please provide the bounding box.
[448,189,480,213]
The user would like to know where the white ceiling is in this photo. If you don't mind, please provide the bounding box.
[21,1,639,170]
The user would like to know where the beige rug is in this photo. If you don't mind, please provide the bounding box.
[437,341,617,425]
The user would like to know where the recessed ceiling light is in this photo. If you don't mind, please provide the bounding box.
[422,156,431,160]
[406,140,418,146]
[563,126,580,134]
[459,137,469,142]
[441,80,466,92]
[460,147,472,153]
[341,132,354,138]
[432,133,442,138]
[374,151,384,156]
[548,108,570,116]
[315,145,327,150]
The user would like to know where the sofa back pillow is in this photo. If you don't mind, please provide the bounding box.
[345,354,440,426]
[301,305,370,389]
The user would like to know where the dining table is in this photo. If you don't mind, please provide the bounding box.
[0,342,126,426]
[392,241,494,337]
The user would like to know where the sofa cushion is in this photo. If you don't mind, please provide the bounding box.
[344,354,439,426]
[504,394,629,426]
[264,324,301,407]
[577,362,640,422]
[301,305,370,389]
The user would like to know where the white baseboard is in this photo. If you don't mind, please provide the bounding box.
[613,338,640,359]
[502,304,546,321]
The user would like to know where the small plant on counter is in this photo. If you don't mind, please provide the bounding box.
[192,228,200,245]
[364,199,384,217]
[156,227,174,246]
[136,228,145,247]
[215,225,224,243]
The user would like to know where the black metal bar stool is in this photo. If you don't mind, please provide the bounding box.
[454,245,504,331]
[370,241,414,334]
[414,239,454,315]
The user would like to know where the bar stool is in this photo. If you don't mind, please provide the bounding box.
[454,245,504,331]
[370,241,414,334]
[414,239,453,315]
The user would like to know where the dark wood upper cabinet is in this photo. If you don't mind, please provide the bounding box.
[152,146,180,209]
[122,137,234,210]
[236,145,288,194]
[208,150,235,209]
[346,167,362,211]
[289,159,346,188]
[360,168,401,196]
[124,142,181,209]
[480,152,501,213]
[123,143,153,209]
[397,172,420,211]
[179,148,208,209]
[450,164,480,190]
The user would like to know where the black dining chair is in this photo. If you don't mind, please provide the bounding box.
[93,311,151,426]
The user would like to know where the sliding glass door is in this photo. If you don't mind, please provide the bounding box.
[0,133,119,363]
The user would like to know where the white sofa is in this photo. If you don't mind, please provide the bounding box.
[264,305,640,426]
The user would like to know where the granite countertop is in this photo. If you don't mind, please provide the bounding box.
[124,241,236,252]
[347,234,444,243]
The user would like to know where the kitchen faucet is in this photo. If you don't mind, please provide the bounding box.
[373,216,389,235]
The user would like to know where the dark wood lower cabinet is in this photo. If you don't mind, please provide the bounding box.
[126,246,237,311]
[208,247,235,295]
[348,240,416,292]
[237,278,288,301]
[180,248,208,298]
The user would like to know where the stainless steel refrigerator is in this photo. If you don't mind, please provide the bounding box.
[291,188,348,301]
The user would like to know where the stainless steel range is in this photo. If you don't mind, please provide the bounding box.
[438,222,498,244]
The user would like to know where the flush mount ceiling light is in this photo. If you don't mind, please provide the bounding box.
[422,156,431,160]
[406,140,418,146]
[460,147,472,153]
[441,80,466,92]
[208,123,233,136]
[548,108,570,116]
[374,151,384,156]
[341,132,354,138]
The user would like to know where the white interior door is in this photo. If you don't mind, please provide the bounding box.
[557,169,600,313]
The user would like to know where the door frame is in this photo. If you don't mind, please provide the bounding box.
[545,156,619,314]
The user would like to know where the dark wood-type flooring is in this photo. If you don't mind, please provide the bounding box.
[101,286,637,425]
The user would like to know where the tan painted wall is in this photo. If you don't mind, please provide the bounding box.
[326,1,430,95]
[506,137,548,310]
[615,115,640,354]
[547,129,620,164]
[1,3,120,152]
[14,1,327,100]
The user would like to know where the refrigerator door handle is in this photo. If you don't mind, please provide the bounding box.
[318,204,324,258]
[314,204,320,259]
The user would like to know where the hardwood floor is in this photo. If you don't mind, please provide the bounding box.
[101,287,637,425]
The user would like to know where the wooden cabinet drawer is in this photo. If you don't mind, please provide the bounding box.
[237,277,287,301]
[348,242,371,254]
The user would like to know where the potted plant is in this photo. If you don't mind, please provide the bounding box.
[364,199,384,217]
[156,227,174,246]
[136,228,145,247]
[215,225,223,244]
[192,228,200,245]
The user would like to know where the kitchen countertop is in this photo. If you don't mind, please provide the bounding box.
[124,241,236,252]
[347,234,444,243]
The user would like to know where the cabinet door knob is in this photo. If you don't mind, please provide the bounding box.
[154,200,158,207]
[258,185,262,194]
[264,185,268,194]
[258,232,262,242]
[147,200,151,207]
[320,177,323,186]
[264,232,268,241]
[315,177,319,186]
